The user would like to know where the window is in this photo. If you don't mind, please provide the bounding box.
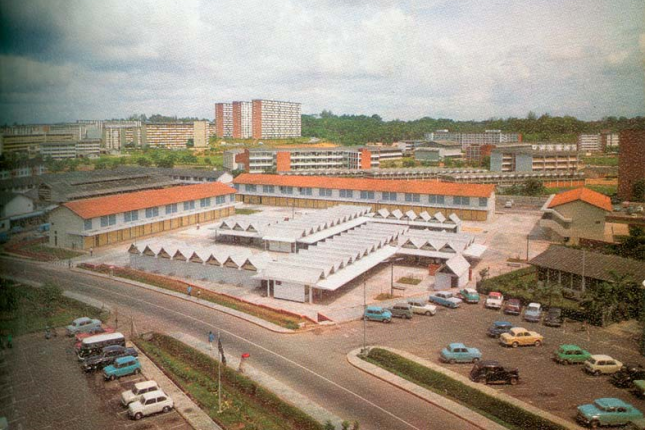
[200,198,211,208]
[245,184,257,192]
[279,186,293,195]
[183,200,195,210]
[462,197,470,206]
[124,210,139,222]
[405,193,420,202]
[479,197,487,207]
[360,190,374,200]
[339,189,353,198]
[299,187,312,196]
[262,185,275,193]
[428,195,445,204]
[229,194,235,202]
[165,204,177,215]
[100,214,116,227]
[84,219,92,230]
[382,192,397,201]
[318,188,332,197]
[215,195,226,205]
[145,207,159,218]
[454,196,461,205]
[233,183,240,191]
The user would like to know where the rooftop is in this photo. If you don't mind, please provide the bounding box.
[547,187,612,212]
[234,173,495,198]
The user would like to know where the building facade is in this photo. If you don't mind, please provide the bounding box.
[214,103,233,138]
[49,182,237,250]
[577,134,602,152]
[618,130,645,201]
[233,173,496,221]
[600,131,619,151]
[252,99,301,139]
[425,130,522,149]
[232,101,253,138]
[141,121,209,148]
[490,145,579,173]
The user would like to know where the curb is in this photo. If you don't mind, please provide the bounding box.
[71,267,295,334]
[348,347,581,430]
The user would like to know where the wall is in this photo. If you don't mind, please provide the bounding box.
[2,195,34,218]
[552,201,607,243]
[490,152,503,172]
[618,130,645,200]
[49,207,85,249]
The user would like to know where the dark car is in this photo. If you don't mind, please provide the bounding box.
[611,364,645,388]
[487,321,514,338]
[543,307,564,327]
[469,360,519,385]
[503,299,522,315]
[82,345,138,372]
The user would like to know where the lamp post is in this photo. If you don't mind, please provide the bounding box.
[362,275,367,354]
[387,257,405,296]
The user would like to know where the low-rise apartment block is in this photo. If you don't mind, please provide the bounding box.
[577,134,602,152]
[490,145,579,173]
[233,173,496,221]
[49,182,237,250]
[425,130,522,149]
[141,121,210,148]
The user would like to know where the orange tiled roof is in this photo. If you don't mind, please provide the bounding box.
[63,182,236,219]
[547,187,612,212]
[233,174,495,198]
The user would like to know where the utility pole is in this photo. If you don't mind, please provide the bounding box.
[218,330,222,413]
[526,234,530,261]
[363,276,367,353]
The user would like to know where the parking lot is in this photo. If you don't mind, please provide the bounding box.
[329,296,645,425]
[0,331,191,430]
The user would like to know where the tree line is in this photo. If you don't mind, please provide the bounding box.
[302,111,645,146]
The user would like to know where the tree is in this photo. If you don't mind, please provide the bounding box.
[402,158,416,167]
[156,156,175,168]
[0,279,20,312]
[203,157,212,165]
[523,179,545,196]
[580,272,638,326]
[94,158,110,170]
[615,226,645,261]
[186,139,194,148]
[137,157,152,167]
[632,179,645,202]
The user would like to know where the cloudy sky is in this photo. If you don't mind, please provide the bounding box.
[1,0,643,124]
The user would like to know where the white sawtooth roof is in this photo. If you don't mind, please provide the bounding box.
[445,254,470,277]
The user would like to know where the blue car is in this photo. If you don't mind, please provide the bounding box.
[487,321,514,338]
[440,343,482,364]
[429,291,462,308]
[103,356,141,381]
[364,306,392,323]
[523,303,542,323]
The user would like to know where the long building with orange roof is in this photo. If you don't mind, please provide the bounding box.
[233,173,496,221]
[48,182,237,250]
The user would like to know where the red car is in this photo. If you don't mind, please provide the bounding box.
[74,326,115,349]
[503,299,522,315]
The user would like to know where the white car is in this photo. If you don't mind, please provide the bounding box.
[485,292,504,309]
[407,299,437,316]
[128,390,173,420]
[121,381,161,406]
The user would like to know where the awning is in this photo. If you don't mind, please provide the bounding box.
[316,245,398,291]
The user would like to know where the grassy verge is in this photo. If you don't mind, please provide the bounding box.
[78,263,307,330]
[0,279,107,336]
[135,333,325,430]
[24,244,84,260]
[363,348,566,430]
[397,277,421,285]
[235,208,261,215]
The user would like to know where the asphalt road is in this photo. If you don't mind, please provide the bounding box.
[1,257,477,430]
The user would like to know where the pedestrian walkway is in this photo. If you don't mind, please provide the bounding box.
[347,347,581,430]
[171,332,345,430]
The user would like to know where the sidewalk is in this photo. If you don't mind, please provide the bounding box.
[171,332,345,430]
[135,343,223,430]
[71,267,295,334]
[347,347,581,430]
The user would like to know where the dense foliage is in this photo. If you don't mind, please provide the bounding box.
[302,111,645,145]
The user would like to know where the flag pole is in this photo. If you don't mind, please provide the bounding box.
[218,330,222,414]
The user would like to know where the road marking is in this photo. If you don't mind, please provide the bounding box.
[63,276,424,430]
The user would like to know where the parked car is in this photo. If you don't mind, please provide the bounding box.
[77,332,126,360]
[387,303,413,319]
[406,299,437,316]
[485,292,504,310]
[458,288,480,304]
[82,346,138,372]
[66,317,102,337]
[576,398,643,428]
[128,390,174,420]
[364,306,392,323]
[612,364,645,388]
[523,303,542,323]
[499,327,544,348]
[503,298,522,315]
[75,326,116,343]
[121,381,161,406]
[584,355,623,376]
[543,307,564,327]
[553,344,592,365]
[632,380,645,398]
[103,356,141,381]
[440,343,482,364]
[469,360,519,385]
[429,291,462,308]
[504,200,514,209]
[487,321,514,338]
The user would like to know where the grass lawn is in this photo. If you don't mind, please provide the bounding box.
[25,244,85,260]
[582,155,619,167]
[0,280,107,336]
[135,333,325,430]
[235,208,261,215]
[397,277,421,285]
[543,184,617,197]
[363,348,566,430]
[78,264,308,330]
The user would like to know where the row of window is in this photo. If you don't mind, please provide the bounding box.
[83,195,235,230]
[240,184,487,207]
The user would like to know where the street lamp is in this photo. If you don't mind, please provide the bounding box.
[386,257,405,296]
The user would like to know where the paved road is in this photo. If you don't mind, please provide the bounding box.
[1,257,476,430]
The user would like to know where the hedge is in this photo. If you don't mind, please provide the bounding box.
[365,348,567,430]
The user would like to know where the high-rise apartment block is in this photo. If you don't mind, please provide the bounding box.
[618,130,645,201]
[141,121,210,148]
[425,130,522,150]
[214,99,301,139]
[600,131,619,151]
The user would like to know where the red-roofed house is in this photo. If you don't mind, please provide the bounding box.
[232,173,496,221]
[48,182,237,250]
[540,187,613,244]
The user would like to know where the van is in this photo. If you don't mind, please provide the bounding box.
[388,303,413,319]
[78,332,126,360]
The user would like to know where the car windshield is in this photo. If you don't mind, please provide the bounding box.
[593,401,610,411]
[528,305,539,312]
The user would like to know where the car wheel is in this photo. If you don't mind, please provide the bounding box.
[425,311,431,316]
[512,342,519,348]
[472,358,480,363]
[477,377,487,384]
[449,359,455,364]
[563,360,570,366]
[110,375,116,381]
[593,370,601,376]
[162,406,171,413]
[134,368,141,374]
[509,378,518,386]
[134,412,143,421]
[534,340,542,347]
[590,420,599,429]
